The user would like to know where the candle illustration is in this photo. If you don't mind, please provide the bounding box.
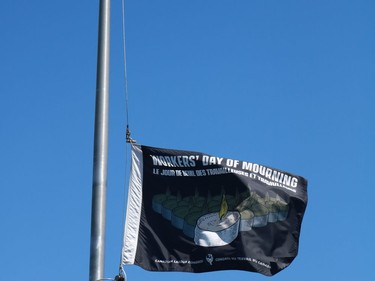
[194,194,240,247]
[151,186,289,245]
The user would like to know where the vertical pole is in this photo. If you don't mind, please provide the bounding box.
[89,0,110,281]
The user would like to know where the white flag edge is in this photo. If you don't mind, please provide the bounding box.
[122,144,143,265]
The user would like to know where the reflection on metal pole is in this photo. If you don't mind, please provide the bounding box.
[89,0,110,281]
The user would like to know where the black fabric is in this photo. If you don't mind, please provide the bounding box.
[133,145,308,276]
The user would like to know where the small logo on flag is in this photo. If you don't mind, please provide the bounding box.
[206,254,214,265]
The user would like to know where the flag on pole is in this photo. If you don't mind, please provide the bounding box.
[122,144,308,276]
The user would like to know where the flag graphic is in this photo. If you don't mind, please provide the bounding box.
[122,144,308,276]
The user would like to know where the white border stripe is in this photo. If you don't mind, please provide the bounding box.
[122,144,143,265]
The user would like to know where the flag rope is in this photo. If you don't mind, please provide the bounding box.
[121,0,136,144]
[122,0,129,130]
[119,0,132,279]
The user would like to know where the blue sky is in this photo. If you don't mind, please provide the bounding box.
[1,0,374,280]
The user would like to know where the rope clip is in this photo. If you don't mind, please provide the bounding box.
[126,126,136,144]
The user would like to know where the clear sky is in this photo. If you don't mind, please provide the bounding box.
[1,0,374,280]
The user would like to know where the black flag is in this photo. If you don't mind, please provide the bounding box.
[122,145,308,276]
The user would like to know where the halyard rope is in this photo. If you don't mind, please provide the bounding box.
[120,0,130,278]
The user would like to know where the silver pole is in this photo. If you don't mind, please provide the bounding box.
[89,0,110,281]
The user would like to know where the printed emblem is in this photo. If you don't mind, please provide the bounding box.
[206,254,214,265]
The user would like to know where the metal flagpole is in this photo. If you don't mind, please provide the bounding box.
[89,0,110,281]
